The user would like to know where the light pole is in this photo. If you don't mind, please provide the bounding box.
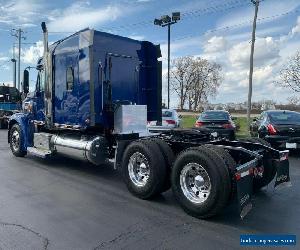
[154,12,180,109]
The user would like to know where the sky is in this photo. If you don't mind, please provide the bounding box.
[0,0,299,108]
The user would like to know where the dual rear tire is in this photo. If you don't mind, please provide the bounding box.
[171,146,232,218]
[122,141,233,218]
[122,140,168,199]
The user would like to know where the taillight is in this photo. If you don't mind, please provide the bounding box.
[165,120,176,125]
[222,123,234,129]
[195,121,203,127]
[267,124,277,135]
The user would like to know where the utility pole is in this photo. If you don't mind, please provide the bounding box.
[11,44,16,88]
[11,28,25,91]
[247,0,259,129]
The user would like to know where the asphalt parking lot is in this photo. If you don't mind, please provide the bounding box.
[0,129,299,250]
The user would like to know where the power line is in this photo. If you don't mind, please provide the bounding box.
[104,0,251,32]
[181,0,251,18]
[22,0,254,35]
[159,8,300,44]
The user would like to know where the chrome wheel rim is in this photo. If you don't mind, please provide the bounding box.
[128,152,150,187]
[11,130,20,152]
[180,163,211,204]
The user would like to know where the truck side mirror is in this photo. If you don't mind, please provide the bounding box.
[23,69,29,94]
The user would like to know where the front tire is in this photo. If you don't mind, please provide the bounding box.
[9,124,26,157]
[122,140,167,199]
[171,147,231,219]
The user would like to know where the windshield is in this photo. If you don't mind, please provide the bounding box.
[162,110,173,118]
[0,86,20,103]
[269,112,300,124]
[199,111,229,121]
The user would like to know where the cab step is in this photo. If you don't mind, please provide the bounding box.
[27,147,52,158]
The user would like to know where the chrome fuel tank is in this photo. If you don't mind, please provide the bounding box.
[50,134,108,165]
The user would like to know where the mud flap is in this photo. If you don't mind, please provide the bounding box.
[236,159,256,219]
[274,156,292,190]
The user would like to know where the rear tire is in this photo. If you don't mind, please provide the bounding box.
[171,146,231,219]
[244,137,276,191]
[205,145,236,202]
[149,138,174,192]
[9,124,27,157]
[122,140,167,199]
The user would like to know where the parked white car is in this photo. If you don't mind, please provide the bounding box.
[148,109,181,132]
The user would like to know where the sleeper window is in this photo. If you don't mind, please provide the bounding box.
[66,67,74,91]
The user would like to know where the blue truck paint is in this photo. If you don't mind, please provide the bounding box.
[41,29,161,129]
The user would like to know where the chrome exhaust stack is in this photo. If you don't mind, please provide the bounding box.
[41,22,53,127]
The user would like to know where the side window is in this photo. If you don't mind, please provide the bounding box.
[66,67,74,91]
[36,74,41,92]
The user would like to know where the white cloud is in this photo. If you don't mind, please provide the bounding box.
[21,41,43,65]
[0,56,10,62]
[228,37,280,68]
[48,2,123,32]
[203,36,227,53]
[253,65,273,84]
[0,0,45,27]
[291,16,300,35]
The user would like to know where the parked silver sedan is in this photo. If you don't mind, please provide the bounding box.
[148,109,181,132]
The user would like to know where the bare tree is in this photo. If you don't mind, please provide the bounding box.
[169,56,222,111]
[277,51,300,92]
[169,56,196,110]
[287,96,300,105]
[189,58,222,111]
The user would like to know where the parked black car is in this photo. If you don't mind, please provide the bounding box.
[194,110,236,140]
[250,110,300,149]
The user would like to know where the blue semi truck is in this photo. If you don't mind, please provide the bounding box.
[0,85,21,129]
[7,22,291,219]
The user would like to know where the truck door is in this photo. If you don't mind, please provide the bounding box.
[105,54,139,110]
[54,52,79,125]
